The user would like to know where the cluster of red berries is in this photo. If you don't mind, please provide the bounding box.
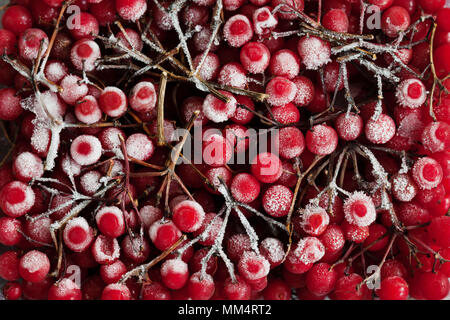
[0,0,449,301]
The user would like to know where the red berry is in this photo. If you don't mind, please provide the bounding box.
[188,272,215,300]
[3,282,22,300]
[2,5,32,36]
[101,283,131,300]
[306,124,338,156]
[306,262,338,296]
[377,276,409,300]
[19,250,50,283]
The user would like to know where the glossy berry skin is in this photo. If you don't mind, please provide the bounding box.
[377,276,409,300]
[381,6,411,38]
[428,216,450,248]
[149,219,182,251]
[172,200,205,233]
[95,206,125,238]
[101,284,131,300]
[418,271,450,300]
[188,272,215,300]
[2,5,32,36]
[306,263,338,297]
[48,279,82,300]
[322,9,349,32]
[331,273,370,300]
[262,279,291,300]
[3,282,22,300]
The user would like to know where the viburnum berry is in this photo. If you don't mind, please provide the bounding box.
[70,39,101,72]
[396,78,426,108]
[126,133,155,161]
[417,0,445,13]
[3,282,22,300]
[292,76,315,107]
[193,53,220,82]
[70,135,102,166]
[331,273,370,300]
[391,173,418,202]
[187,272,215,300]
[96,206,125,238]
[18,250,50,283]
[365,114,396,144]
[306,124,338,156]
[335,112,363,141]
[253,6,278,36]
[322,9,349,32]
[172,200,205,233]
[68,12,99,40]
[305,262,338,297]
[160,258,189,290]
[422,121,450,153]
[224,14,253,48]
[417,271,450,300]
[59,74,89,105]
[297,36,331,70]
[48,278,82,300]
[18,28,49,62]
[240,41,271,74]
[202,133,233,167]
[149,219,182,251]
[121,235,150,263]
[91,234,120,264]
[0,88,23,121]
[0,251,20,281]
[142,282,171,300]
[0,181,35,218]
[341,220,370,243]
[202,91,237,123]
[0,217,23,247]
[129,81,157,114]
[251,152,283,184]
[238,250,270,281]
[13,151,44,182]
[230,173,261,204]
[412,157,443,190]
[63,217,94,252]
[343,192,377,227]
[259,237,285,268]
[428,216,450,248]
[381,6,411,38]
[300,205,330,236]
[101,283,131,300]
[2,5,32,36]
[223,274,251,300]
[98,86,128,118]
[262,184,293,217]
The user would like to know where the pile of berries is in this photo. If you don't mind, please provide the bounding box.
[0,0,449,301]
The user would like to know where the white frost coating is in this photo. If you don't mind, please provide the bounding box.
[59,74,89,105]
[92,235,120,263]
[202,93,237,123]
[263,184,293,217]
[70,40,101,72]
[1,181,35,217]
[63,216,93,252]
[365,114,396,144]
[269,50,300,79]
[238,250,270,280]
[266,77,297,106]
[80,171,102,195]
[160,258,188,277]
[139,205,163,228]
[99,87,128,118]
[292,76,314,106]
[126,133,154,161]
[193,28,220,52]
[259,237,285,266]
[95,206,124,231]
[74,95,102,124]
[412,157,443,190]
[300,205,330,236]
[293,237,325,264]
[193,53,220,81]
[396,112,424,143]
[218,63,247,89]
[343,191,377,227]
[117,0,147,22]
[297,36,331,70]
[391,173,417,202]
[61,154,82,177]
[52,278,80,297]
[223,14,253,48]
[253,6,278,35]
[395,78,426,109]
[422,122,446,153]
[173,200,206,232]
[70,135,102,166]
[20,250,48,274]
[148,219,180,244]
[45,61,68,83]
[129,81,157,114]
[14,152,44,180]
